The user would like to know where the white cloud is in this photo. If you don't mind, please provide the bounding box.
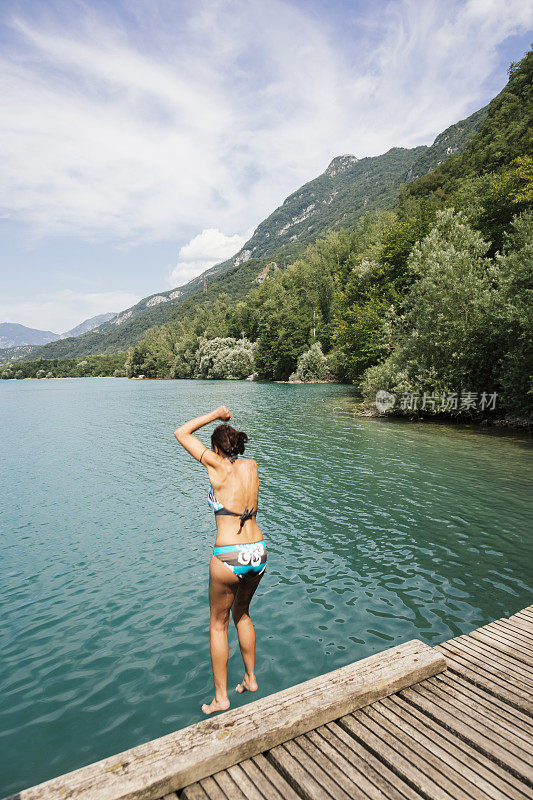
[168,228,252,286]
[0,290,141,334]
[0,0,531,245]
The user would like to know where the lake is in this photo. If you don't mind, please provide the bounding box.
[1,377,532,795]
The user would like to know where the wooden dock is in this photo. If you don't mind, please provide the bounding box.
[5,605,533,800]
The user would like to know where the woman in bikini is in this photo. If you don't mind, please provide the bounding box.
[174,405,267,715]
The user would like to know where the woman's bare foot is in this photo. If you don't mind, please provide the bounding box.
[201,696,230,715]
[235,673,258,694]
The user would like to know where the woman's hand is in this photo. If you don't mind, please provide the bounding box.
[174,406,232,462]
[215,405,232,421]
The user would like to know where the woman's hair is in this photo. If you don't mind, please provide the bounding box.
[211,424,249,457]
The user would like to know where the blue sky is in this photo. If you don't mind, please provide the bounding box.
[1,0,532,333]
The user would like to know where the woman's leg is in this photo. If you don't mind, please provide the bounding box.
[231,570,265,694]
[202,554,239,715]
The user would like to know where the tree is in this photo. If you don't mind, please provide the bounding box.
[360,208,503,409]
[291,341,329,382]
[195,337,256,379]
[493,211,533,414]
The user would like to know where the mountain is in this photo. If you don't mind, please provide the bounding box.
[405,52,532,202]
[0,323,59,348]
[4,104,488,362]
[405,105,488,184]
[59,312,117,339]
[0,312,117,362]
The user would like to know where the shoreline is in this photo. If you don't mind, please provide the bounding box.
[2,375,531,431]
[343,404,533,432]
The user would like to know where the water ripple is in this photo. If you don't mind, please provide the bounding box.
[0,378,532,795]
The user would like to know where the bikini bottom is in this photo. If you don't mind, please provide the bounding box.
[213,539,267,580]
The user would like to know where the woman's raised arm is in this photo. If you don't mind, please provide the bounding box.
[174,405,232,465]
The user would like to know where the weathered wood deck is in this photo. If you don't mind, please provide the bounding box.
[174,606,533,800]
[6,605,533,800]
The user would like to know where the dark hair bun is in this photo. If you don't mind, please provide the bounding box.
[211,424,249,457]
[235,431,248,455]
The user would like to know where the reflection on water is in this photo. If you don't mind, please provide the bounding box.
[1,378,532,794]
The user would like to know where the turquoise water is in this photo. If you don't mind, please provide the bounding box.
[1,377,532,795]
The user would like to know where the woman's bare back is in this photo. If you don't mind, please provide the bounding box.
[207,457,263,546]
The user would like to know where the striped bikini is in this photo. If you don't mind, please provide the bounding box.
[207,455,267,579]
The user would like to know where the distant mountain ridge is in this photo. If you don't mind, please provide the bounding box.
[0,313,117,358]
[2,103,488,362]
[59,312,117,339]
[0,323,59,348]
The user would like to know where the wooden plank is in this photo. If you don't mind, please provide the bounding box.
[513,608,533,619]
[266,743,333,800]
[481,623,533,654]
[509,606,533,619]
[436,637,533,687]
[3,639,445,800]
[433,671,533,734]
[338,711,457,800]
[510,612,533,626]
[247,754,303,800]
[382,694,532,800]
[399,683,533,784]
[224,757,303,800]
[435,644,533,715]
[223,763,272,800]
[291,733,374,799]
[285,736,365,799]
[410,679,533,764]
[192,777,226,800]
[364,699,524,800]
[504,617,533,637]
[491,620,533,647]
[473,622,533,651]
[438,636,533,684]
[359,703,490,800]
[424,676,533,755]
[209,770,248,800]
[180,785,209,800]
[436,637,533,692]
[469,629,533,668]
[317,723,426,800]
[225,760,289,800]
[494,615,533,635]
[304,728,401,800]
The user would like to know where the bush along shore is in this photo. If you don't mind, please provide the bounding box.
[2,54,531,430]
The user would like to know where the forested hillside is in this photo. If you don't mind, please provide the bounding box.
[3,103,487,363]
[4,51,532,421]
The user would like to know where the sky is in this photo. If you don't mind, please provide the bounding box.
[0,0,532,333]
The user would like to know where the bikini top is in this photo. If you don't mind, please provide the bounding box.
[207,455,258,533]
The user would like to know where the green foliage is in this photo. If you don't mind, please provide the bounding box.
[0,353,127,379]
[399,208,498,388]
[5,52,531,423]
[405,105,488,184]
[15,99,484,364]
[194,337,256,379]
[405,51,533,204]
[453,155,533,254]
[360,208,533,417]
[290,341,329,382]
[492,211,533,415]
[333,257,397,381]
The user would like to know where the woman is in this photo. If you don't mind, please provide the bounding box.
[174,405,267,715]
